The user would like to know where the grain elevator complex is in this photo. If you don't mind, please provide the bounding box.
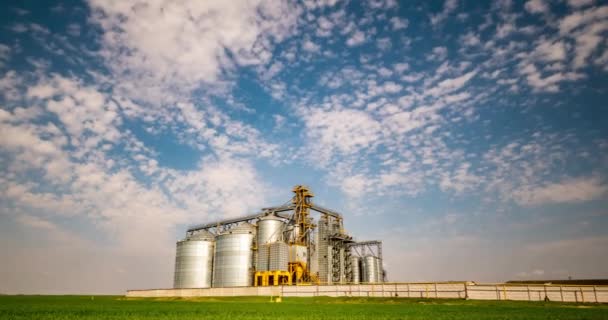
[173,185,385,288]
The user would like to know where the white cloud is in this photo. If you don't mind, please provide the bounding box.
[515,269,545,279]
[10,23,28,33]
[273,114,286,130]
[428,46,448,61]
[340,174,371,198]
[481,133,608,207]
[66,23,80,37]
[389,17,408,30]
[0,65,279,280]
[164,157,270,219]
[533,39,567,62]
[512,177,607,206]
[439,163,479,194]
[573,22,607,68]
[346,30,366,46]
[525,0,549,14]
[29,76,123,153]
[526,236,608,256]
[88,0,302,103]
[383,81,402,93]
[376,37,392,51]
[0,71,22,102]
[595,48,608,70]
[520,63,585,92]
[17,215,58,231]
[426,70,477,97]
[302,39,320,52]
[496,22,515,39]
[317,16,333,30]
[377,67,393,77]
[461,31,480,47]
[367,0,397,10]
[303,108,381,161]
[559,5,608,35]
[567,0,595,8]
[394,63,409,73]
[550,5,608,69]
[430,0,458,27]
[383,111,425,134]
[443,91,470,104]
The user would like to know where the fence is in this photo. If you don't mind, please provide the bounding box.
[127,282,608,303]
[466,283,608,303]
[280,283,466,299]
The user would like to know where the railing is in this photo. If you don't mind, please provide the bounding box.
[126,282,608,303]
[279,282,608,303]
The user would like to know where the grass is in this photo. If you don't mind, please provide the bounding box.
[0,295,607,319]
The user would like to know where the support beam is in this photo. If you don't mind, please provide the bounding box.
[310,204,342,219]
[186,211,291,233]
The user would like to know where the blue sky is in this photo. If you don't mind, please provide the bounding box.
[0,0,607,294]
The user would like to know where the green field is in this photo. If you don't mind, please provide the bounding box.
[0,295,606,319]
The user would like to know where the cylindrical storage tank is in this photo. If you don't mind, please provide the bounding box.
[269,242,289,271]
[284,225,300,243]
[350,256,360,284]
[257,215,284,245]
[361,255,380,283]
[257,244,269,271]
[376,258,383,283]
[173,231,215,288]
[212,223,255,287]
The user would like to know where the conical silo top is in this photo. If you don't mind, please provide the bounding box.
[225,222,256,235]
[186,230,215,241]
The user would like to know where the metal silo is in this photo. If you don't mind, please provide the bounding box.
[269,242,289,271]
[257,244,269,271]
[173,231,214,288]
[376,257,383,282]
[257,215,284,245]
[350,256,360,284]
[212,223,255,287]
[361,255,380,283]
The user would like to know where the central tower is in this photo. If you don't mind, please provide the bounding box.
[291,185,314,245]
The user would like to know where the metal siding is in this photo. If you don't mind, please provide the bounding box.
[257,217,284,244]
[173,239,214,288]
[212,225,255,287]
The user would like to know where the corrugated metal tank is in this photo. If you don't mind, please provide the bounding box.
[284,225,300,243]
[173,231,214,288]
[350,256,360,284]
[256,244,269,271]
[268,242,289,271]
[361,255,381,283]
[376,257,383,282]
[288,244,308,264]
[257,215,284,244]
[212,223,255,287]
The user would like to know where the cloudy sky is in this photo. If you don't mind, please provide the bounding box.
[1,0,607,294]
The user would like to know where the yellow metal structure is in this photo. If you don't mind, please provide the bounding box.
[288,262,305,283]
[291,185,314,245]
[254,270,291,286]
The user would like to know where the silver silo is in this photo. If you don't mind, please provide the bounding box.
[361,255,380,283]
[257,215,284,245]
[283,225,300,243]
[257,244,269,271]
[173,231,215,288]
[350,256,361,284]
[376,257,384,282]
[268,242,289,271]
[212,223,255,287]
